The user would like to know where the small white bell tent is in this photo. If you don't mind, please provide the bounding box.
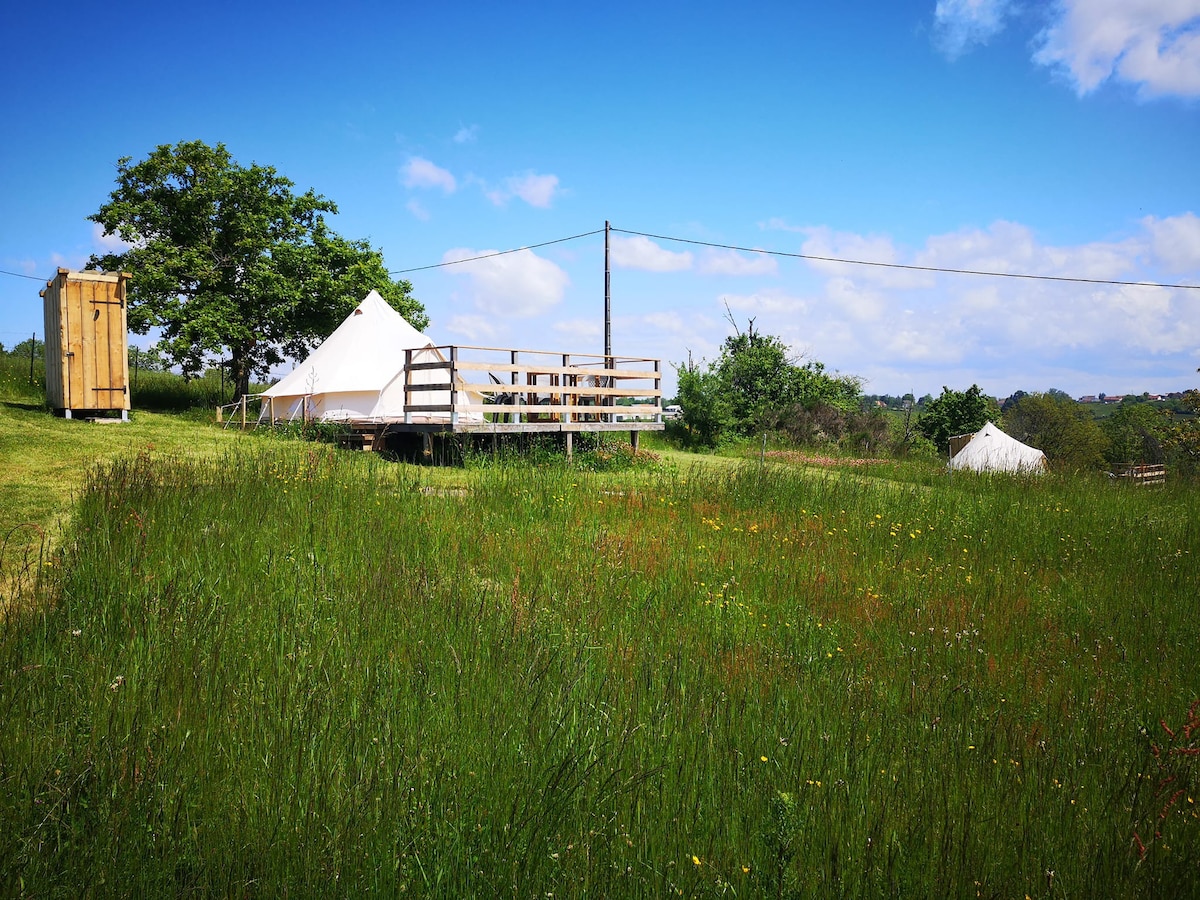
[948,421,1047,474]
[261,290,481,423]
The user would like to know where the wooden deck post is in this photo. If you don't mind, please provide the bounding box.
[511,350,520,424]
[565,431,573,460]
[450,345,459,426]
[630,430,639,452]
[563,354,573,423]
[654,359,662,421]
[404,349,413,425]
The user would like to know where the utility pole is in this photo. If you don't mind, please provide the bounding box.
[604,221,611,359]
[604,221,613,422]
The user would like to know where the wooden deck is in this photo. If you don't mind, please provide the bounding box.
[249,344,665,453]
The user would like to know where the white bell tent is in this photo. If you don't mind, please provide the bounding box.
[948,421,1047,474]
[261,290,481,423]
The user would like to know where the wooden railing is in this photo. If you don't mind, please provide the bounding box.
[1115,463,1166,486]
[402,345,662,425]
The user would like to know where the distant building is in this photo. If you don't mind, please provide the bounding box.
[1078,395,1097,404]
[1103,395,1124,404]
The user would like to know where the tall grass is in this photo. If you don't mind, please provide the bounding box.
[1,451,1196,896]
[0,355,44,405]
[0,352,245,412]
[129,369,235,412]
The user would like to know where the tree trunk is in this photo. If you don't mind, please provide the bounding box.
[230,344,252,399]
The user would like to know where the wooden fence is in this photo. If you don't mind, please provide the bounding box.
[402,345,662,428]
[1115,463,1166,486]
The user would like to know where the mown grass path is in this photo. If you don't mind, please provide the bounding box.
[0,403,252,602]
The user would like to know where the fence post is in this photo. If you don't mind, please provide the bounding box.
[512,350,520,424]
[563,353,572,423]
[29,332,35,384]
[404,349,413,425]
[450,345,459,426]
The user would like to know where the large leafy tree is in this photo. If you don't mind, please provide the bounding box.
[670,318,863,449]
[1101,402,1170,467]
[917,385,1002,454]
[1162,384,1200,476]
[671,360,733,449]
[715,318,861,435]
[1003,392,1109,472]
[88,141,426,396]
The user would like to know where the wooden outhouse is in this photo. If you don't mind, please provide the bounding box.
[41,268,131,420]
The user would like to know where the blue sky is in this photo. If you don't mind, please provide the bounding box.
[2,0,1198,399]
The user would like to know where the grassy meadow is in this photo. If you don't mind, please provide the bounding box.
[1,427,1197,895]
[0,357,249,608]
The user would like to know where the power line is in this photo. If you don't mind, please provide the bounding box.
[0,268,47,282]
[610,227,1200,291]
[8,223,1197,292]
[387,228,605,275]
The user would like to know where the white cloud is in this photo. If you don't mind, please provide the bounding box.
[1035,0,1200,98]
[402,157,457,193]
[933,0,1015,59]
[915,219,1141,281]
[698,248,778,276]
[639,311,692,334]
[758,217,807,233]
[610,235,693,272]
[722,289,809,315]
[551,318,603,344]
[710,215,1200,396]
[619,310,725,366]
[827,277,887,322]
[453,124,479,144]
[485,172,561,208]
[1142,212,1200,271]
[445,314,502,343]
[91,221,132,253]
[802,226,933,288]
[406,199,430,221]
[442,247,569,317]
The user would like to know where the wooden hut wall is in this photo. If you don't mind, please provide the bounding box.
[41,269,130,413]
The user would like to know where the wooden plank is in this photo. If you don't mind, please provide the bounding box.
[90,278,113,408]
[100,274,125,409]
[447,360,661,380]
[452,421,664,434]
[420,380,662,399]
[56,269,126,284]
[89,278,102,403]
[406,403,658,416]
[66,277,87,410]
[428,342,656,362]
[42,276,64,408]
[330,419,664,435]
[116,274,130,410]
